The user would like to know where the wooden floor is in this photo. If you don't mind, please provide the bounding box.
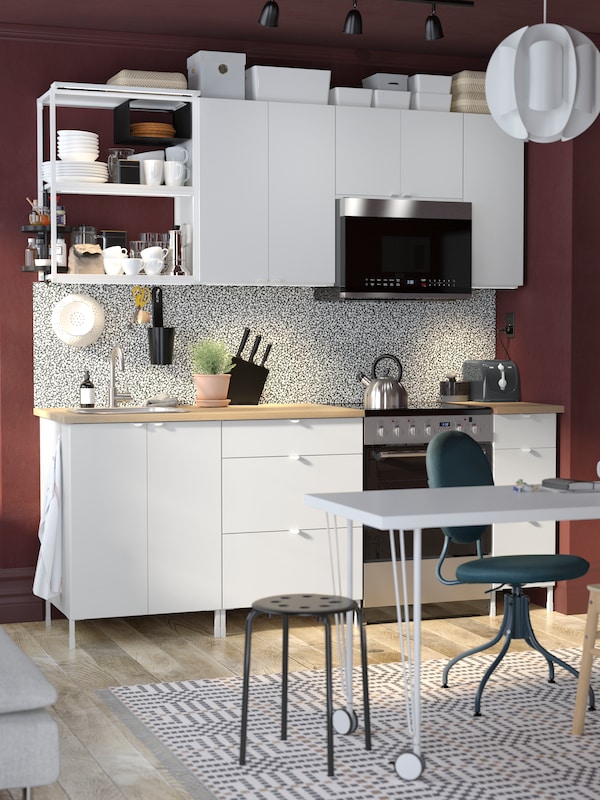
[0,600,590,800]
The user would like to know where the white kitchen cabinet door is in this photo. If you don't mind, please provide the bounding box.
[268,102,335,285]
[464,114,524,289]
[491,414,557,560]
[147,421,222,614]
[197,98,269,284]
[60,422,148,620]
[335,106,402,197]
[222,454,363,533]
[400,111,463,199]
[223,526,363,608]
[222,418,363,458]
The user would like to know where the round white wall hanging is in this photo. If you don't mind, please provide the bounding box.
[51,294,105,348]
[486,23,600,143]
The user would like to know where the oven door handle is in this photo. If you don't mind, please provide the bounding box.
[372,450,427,460]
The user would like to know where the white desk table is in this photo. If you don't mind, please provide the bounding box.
[305,484,600,780]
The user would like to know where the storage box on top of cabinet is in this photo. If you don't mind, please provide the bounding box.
[187,50,246,98]
[245,66,331,104]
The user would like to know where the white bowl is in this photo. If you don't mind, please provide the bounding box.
[122,258,142,275]
[103,258,124,275]
[142,258,165,276]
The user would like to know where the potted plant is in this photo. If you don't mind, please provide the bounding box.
[190,339,235,405]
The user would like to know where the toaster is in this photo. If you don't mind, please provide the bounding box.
[462,360,521,402]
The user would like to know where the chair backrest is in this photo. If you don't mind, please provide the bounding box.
[426,429,494,545]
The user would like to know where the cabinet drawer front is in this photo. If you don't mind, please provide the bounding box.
[223,454,362,532]
[223,527,363,608]
[493,447,556,485]
[493,414,556,449]
[493,520,556,556]
[222,418,362,458]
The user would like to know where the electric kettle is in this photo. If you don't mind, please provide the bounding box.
[358,354,408,410]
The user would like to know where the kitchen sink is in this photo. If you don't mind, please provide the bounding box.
[71,406,190,414]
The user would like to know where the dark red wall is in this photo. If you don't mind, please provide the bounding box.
[496,123,600,613]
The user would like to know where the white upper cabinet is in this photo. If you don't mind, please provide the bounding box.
[268,102,335,285]
[400,111,463,200]
[196,98,269,284]
[464,114,524,289]
[335,106,402,198]
[335,107,463,200]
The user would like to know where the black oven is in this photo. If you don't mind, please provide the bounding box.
[362,406,494,615]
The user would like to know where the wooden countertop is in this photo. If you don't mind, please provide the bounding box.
[34,403,365,424]
[445,401,564,414]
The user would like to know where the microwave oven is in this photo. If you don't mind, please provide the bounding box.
[336,197,472,300]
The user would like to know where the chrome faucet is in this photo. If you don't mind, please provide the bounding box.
[108,346,133,407]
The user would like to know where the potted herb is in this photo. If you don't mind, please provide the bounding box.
[190,339,235,405]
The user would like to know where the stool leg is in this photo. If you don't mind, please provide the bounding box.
[240,609,260,765]
[322,614,334,777]
[281,613,289,741]
[355,606,372,751]
[573,591,600,735]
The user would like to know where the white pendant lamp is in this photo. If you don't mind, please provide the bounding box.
[485,1,600,143]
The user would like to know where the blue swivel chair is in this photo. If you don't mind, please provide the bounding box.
[425,429,594,716]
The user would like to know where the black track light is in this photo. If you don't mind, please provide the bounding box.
[343,0,363,35]
[425,3,444,40]
[258,0,279,28]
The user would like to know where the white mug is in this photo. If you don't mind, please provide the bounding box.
[122,258,142,275]
[102,246,128,259]
[142,160,164,186]
[165,146,189,165]
[164,161,190,187]
[141,246,169,261]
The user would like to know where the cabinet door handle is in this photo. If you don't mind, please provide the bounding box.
[290,419,300,424]
[520,447,532,453]
[133,422,144,428]
[289,528,300,535]
[152,422,164,427]
[288,454,300,460]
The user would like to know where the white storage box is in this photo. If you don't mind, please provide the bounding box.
[408,74,452,94]
[362,73,408,91]
[187,50,246,99]
[372,89,411,109]
[410,92,452,111]
[329,87,372,107]
[246,66,331,104]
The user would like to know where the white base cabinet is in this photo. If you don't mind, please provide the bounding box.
[491,413,558,607]
[221,418,363,608]
[39,416,363,643]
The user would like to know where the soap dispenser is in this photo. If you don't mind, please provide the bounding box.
[79,370,95,408]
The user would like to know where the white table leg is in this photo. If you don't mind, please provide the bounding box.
[214,609,226,639]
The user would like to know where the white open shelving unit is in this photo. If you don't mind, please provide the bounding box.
[36,81,201,284]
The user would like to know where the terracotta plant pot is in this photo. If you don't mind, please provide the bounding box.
[193,373,231,403]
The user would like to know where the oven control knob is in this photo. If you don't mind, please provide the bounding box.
[471,423,479,435]
[393,425,401,437]
[455,423,463,432]
[409,424,416,436]
[377,425,385,437]
[425,424,432,436]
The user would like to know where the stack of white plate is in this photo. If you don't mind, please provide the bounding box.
[57,130,100,162]
[42,161,108,185]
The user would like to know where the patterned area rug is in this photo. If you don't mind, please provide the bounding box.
[100,648,600,800]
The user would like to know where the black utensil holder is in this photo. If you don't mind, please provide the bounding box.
[227,357,269,404]
[148,327,175,365]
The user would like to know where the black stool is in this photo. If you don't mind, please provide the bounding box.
[239,593,372,777]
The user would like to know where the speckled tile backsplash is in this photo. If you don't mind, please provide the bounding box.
[33,283,495,409]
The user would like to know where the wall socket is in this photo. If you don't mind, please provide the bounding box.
[505,311,515,337]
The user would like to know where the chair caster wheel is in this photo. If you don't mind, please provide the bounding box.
[332,708,358,735]
[394,751,425,781]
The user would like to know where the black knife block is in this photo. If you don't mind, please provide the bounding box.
[227,357,269,405]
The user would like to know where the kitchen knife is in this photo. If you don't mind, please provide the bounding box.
[248,334,262,363]
[151,287,163,328]
[260,343,272,367]
[236,327,251,358]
